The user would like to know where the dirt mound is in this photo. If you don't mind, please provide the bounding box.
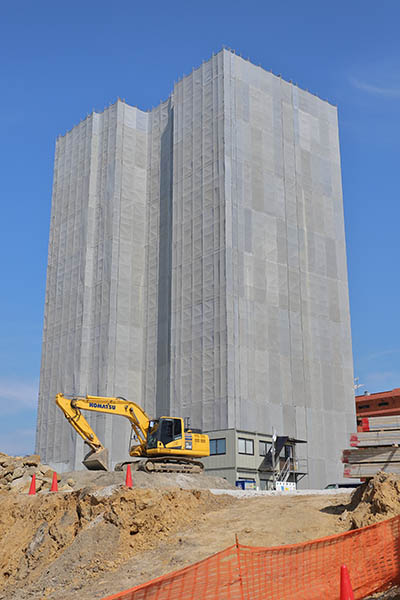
[0,453,70,493]
[58,468,234,491]
[0,453,349,600]
[0,451,234,494]
[0,485,228,599]
[0,485,348,600]
[341,472,400,529]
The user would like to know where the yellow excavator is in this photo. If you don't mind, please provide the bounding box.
[55,393,210,474]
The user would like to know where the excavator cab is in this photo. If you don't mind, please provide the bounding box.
[147,418,183,449]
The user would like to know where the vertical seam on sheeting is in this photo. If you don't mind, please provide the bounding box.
[231,53,236,429]
[81,117,90,399]
[68,120,82,465]
[102,109,109,395]
[179,85,184,414]
[39,136,60,457]
[144,109,153,412]
[144,110,150,410]
[223,50,229,428]
[114,102,124,398]
[280,81,295,414]
[103,107,112,439]
[226,51,237,430]
[199,64,204,427]
[74,119,84,397]
[292,87,310,470]
[168,100,173,416]
[44,139,59,448]
[235,58,241,429]
[231,53,239,428]
[52,126,73,461]
[214,57,218,422]
[84,119,95,462]
[78,114,96,468]
[99,112,106,395]
[169,100,174,417]
[191,72,195,419]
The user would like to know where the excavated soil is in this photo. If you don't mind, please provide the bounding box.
[0,486,232,600]
[0,450,234,494]
[338,472,400,529]
[0,481,348,600]
[9,457,400,599]
[4,456,400,600]
[330,472,400,600]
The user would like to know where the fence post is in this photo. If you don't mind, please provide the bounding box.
[235,534,245,600]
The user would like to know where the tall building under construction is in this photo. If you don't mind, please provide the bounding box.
[36,49,355,488]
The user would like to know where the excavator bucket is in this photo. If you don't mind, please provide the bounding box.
[82,447,109,471]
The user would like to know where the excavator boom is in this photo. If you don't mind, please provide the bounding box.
[55,393,151,470]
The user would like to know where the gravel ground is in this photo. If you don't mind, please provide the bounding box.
[210,487,351,497]
[365,588,400,599]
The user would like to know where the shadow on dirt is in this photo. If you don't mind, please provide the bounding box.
[320,482,367,516]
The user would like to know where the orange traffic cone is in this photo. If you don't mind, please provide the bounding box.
[340,565,355,600]
[50,472,58,492]
[28,474,36,495]
[125,464,133,488]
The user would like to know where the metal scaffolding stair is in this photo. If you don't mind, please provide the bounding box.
[279,457,291,482]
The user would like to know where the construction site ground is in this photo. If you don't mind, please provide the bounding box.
[0,466,350,600]
[2,458,400,600]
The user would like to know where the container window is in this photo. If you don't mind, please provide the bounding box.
[259,440,271,456]
[238,438,254,455]
[210,438,226,455]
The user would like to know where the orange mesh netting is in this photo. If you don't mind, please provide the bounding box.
[101,514,400,600]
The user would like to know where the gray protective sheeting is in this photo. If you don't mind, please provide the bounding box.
[36,50,355,486]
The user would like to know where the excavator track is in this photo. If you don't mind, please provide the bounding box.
[144,457,204,474]
[114,459,146,472]
[114,457,204,474]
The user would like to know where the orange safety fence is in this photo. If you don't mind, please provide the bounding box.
[101,514,400,600]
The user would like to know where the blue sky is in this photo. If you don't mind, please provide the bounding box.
[1,0,399,456]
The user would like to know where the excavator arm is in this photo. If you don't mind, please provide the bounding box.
[55,393,152,470]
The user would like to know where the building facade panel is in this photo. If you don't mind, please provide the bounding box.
[169,53,228,433]
[37,103,149,469]
[222,52,354,485]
